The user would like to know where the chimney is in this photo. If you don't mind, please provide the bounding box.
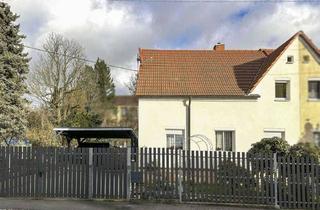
[213,42,225,51]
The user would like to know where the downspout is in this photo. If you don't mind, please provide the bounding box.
[184,96,191,150]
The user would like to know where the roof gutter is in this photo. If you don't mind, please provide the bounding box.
[137,94,261,99]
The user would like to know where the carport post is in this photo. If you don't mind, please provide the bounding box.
[88,148,93,199]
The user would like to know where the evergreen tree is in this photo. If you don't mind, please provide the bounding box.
[0,2,29,144]
[94,58,115,110]
[61,109,102,128]
[64,59,115,127]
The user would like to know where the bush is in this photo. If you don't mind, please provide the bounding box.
[248,137,320,162]
[216,160,257,195]
[289,142,320,161]
[248,137,290,156]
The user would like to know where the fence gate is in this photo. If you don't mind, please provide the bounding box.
[91,147,128,199]
[0,147,128,199]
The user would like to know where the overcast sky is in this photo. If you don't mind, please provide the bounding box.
[4,0,320,94]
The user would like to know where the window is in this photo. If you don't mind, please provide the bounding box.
[120,107,128,118]
[287,55,294,64]
[303,55,310,63]
[314,132,320,147]
[166,129,184,149]
[216,130,235,151]
[264,129,285,139]
[275,81,290,100]
[308,80,320,100]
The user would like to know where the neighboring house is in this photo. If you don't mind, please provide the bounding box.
[136,31,320,152]
[100,96,138,147]
[113,95,138,128]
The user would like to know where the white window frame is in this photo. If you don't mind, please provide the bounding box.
[275,80,290,101]
[264,129,286,139]
[286,55,294,64]
[308,79,320,101]
[165,129,185,150]
[215,130,235,152]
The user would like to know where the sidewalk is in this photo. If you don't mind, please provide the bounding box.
[0,199,274,210]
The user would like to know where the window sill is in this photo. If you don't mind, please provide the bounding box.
[308,98,320,102]
[274,98,290,102]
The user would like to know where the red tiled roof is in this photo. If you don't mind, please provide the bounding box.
[259,49,274,56]
[136,50,267,96]
[136,31,318,96]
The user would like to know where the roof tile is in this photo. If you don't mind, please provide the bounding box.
[136,31,318,96]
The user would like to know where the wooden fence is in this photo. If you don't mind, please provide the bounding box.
[0,147,128,199]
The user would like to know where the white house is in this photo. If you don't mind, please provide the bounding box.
[136,31,320,152]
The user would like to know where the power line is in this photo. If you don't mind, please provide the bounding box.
[24,45,138,72]
[110,0,320,3]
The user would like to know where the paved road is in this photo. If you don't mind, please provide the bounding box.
[0,199,275,210]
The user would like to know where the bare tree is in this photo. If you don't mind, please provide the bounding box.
[28,33,85,124]
[126,72,138,95]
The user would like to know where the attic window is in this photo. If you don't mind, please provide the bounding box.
[286,56,294,64]
[303,55,310,63]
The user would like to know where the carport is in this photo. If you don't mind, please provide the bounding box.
[53,127,138,148]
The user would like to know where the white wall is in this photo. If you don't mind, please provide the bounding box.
[251,37,300,146]
[190,98,258,151]
[138,37,301,152]
[138,98,187,148]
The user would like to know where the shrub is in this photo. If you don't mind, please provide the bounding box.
[248,138,320,161]
[289,142,320,161]
[211,159,261,199]
[248,137,290,157]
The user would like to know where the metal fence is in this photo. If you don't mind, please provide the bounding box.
[277,156,320,209]
[131,148,320,209]
[0,147,319,209]
[0,147,128,199]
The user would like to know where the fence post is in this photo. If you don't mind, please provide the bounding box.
[178,149,183,203]
[127,147,132,200]
[88,148,93,199]
[8,147,11,197]
[273,153,280,209]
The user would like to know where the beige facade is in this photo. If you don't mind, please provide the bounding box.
[299,37,320,143]
[138,35,320,152]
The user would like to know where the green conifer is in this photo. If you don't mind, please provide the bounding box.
[0,2,29,144]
